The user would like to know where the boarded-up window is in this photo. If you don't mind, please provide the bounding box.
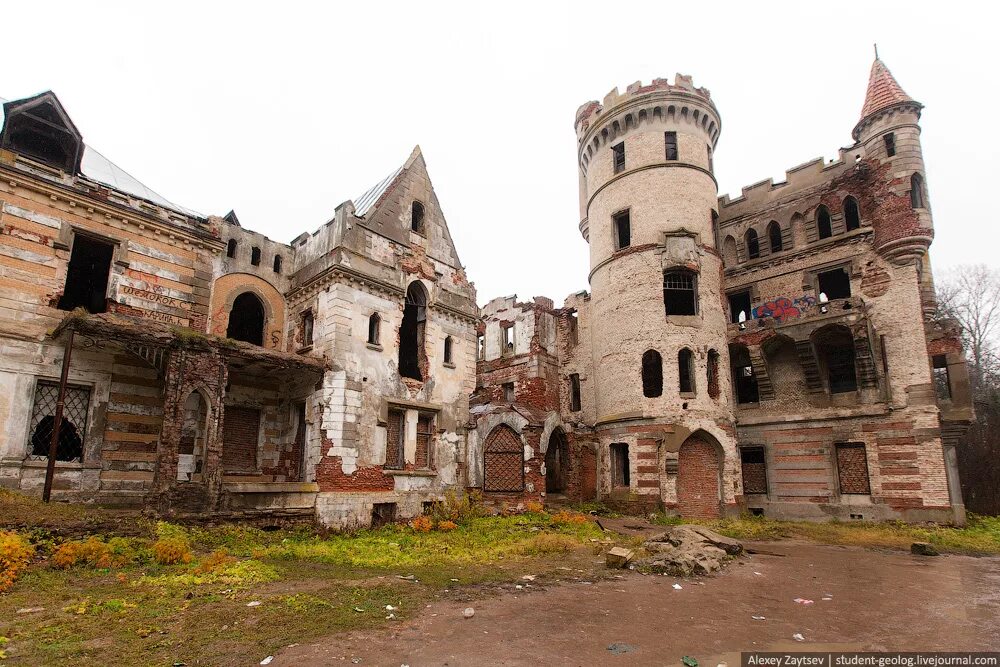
[836,443,871,495]
[28,381,90,462]
[740,447,768,494]
[416,413,434,469]
[222,407,260,473]
[385,408,405,469]
[610,443,630,488]
[483,425,524,492]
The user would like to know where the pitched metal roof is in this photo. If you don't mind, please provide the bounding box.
[1,95,203,219]
[352,164,403,217]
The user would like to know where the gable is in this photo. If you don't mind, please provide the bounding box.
[0,91,84,173]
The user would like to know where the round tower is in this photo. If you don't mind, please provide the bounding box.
[574,75,739,517]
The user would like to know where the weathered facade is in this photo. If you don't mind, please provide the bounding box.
[0,92,476,527]
[474,59,972,524]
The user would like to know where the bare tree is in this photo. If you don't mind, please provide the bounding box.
[936,264,1000,391]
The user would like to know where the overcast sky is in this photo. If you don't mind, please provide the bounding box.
[3,2,995,305]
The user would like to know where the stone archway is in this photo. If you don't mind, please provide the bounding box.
[545,428,568,494]
[677,433,722,519]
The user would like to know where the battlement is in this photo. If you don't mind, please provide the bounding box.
[575,74,714,138]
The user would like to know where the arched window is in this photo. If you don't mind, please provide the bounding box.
[767,221,783,253]
[745,229,760,260]
[273,255,282,273]
[443,336,454,364]
[226,239,237,258]
[678,348,695,394]
[844,196,861,231]
[641,349,663,398]
[910,173,925,209]
[816,205,832,239]
[227,292,265,345]
[722,235,737,266]
[707,349,720,399]
[251,246,261,266]
[367,313,381,346]
[399,282,427,380]
[411,201,425,233]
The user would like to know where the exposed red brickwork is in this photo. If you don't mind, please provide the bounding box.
[316,456,395,492]
[222,407,260,473]
[677,438,721,518]
[415,413,433,469]
[385,409,403,469]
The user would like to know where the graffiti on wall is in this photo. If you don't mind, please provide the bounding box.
[752,295,816,323]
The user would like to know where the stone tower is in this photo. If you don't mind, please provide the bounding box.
[574,75,740,516]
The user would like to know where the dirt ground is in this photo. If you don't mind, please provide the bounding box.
[276,541,1000,666]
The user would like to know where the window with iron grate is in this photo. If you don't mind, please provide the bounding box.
[28,381,90,462]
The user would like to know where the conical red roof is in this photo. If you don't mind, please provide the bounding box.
[859,59,917,121]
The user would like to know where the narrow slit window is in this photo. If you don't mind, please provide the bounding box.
[612,142,625,174]
[502,324,514,355]
[706,143,713,173]
[368,313,381,345]
[226,239,237,258]
[932,354,951,400]
[883,132,896,157]
[301,310,314,347]
[443,336,453,364]
[569,374,581,411]
[613,210,631,250]
[767,221,782,253]
[844,196,861,231]
[678,348,695,394]
[641,350,663,398]
[707,349,721,399]
[502,382,515,403]
[816,205,832,239]
[910,173,925,209]
[251,246,261,266]
[745,228,760,259]
[384,408,405,469]
[477,333,485,360]
[411,201,425,233]
[663,271,697,316]
[665,131,678,160]
[610,443,630,488]
[273,255,282,273]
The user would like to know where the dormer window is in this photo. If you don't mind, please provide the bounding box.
[0,92,84,174]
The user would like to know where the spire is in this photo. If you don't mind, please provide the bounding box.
[859,57,918,122]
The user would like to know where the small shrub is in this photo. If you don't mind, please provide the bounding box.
[409,516,433,533]
[152,537,193,565]
[436,520,458,532]
[551,510,589,526]
[193,548,236,575]
[0,531,35,593]
[428,490,488,524]
[525,501,545,514]
[52,537,115,569]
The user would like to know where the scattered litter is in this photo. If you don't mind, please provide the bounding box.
[385,605,396,611]
[450,578,459,582]
[607,642,636,655]
[352,659,361,665]
[793,633,805,642]
[260,657,273,666]
[353,607,365,613]
[515,585,523,590]
[752,615,766,621]
[793,598,814,605]
[682,656,699,667]
[397,575,416,581]
[385,613,396,620]
[822,597,833,601]
[246,601,261,607]
[15,607,44,614]
[463,607,475,618]
[672,583,683,590]
[753,572,763,576]
[521,575,536,581]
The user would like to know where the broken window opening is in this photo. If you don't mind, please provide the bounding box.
[844,196,861,231]
[730,344,759,404]
[58,234,114,313]
[613,210,631,250]
[568,311,579,346]
[610,443,630,488]
[612,141,625,174]
[411,201,425,233]
[664,131,678,161]
[678,348,695,394]
[177,391,209,481]
[227,292,266,345]
[707,143,714,173]
[251,246,261,266]
[933,354,952,401]
[740,447,768,494]
[385,408,405,469]
[502,382,515,403]
[816,205,832,240]
[477,333,485,360]
[707,349,721,399]
[301,310,314,347]
[767,221,783,253]
[226,239,237,258]
[835,442,871,495]
[663,270,697,316]
[814,325,858,394]
[745,228,760,260]
[883,132,896,157]
[641,349,663,398]
[910,173,925,209]
[371,502,398,527]
[399,283,428,381]
[273,255,282,273]
[502,324,514,356]
[368,313,381,346]
[28,381,90,462]
[818,267,851,301]
[443,336,453,364]
[728,290,752,324]
[569,374,582,412]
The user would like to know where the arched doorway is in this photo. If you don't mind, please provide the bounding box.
[227,292,265,345]
[483,424,524,493]
[545,428,569,494]
[677,433,722,518]
[399,282,427,380]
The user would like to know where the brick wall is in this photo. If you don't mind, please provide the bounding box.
[677,438,721,518]
[222,407,260,473]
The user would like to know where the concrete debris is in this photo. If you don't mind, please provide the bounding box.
[911,542,939,556]
[641,525,744,575]
[246,600,261,607]
[606,547,635,569]
[15,607,45,614]
[607,643,637,655]
[260,657,274,665]
[463,607,475,618]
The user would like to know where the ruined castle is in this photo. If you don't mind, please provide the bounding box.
[0,58,972,526]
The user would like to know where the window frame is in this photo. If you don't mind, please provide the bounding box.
[612,141,625,174]
[663,269,698,317]
[367,313,381,346]
[883,132,896,157]
[300,309,314,348]
[569,373,582,412]
[612,209,631,250]
[610,442,630,488]
[664,131,678,161]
